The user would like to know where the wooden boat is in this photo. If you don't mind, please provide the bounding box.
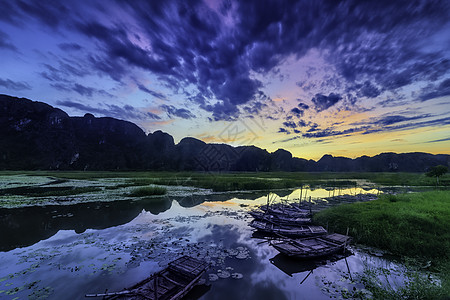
[85,256,209,300]
[249,210,311,225]
[259,204,311,218]
[249,220,327,237]
[270,233,352,259]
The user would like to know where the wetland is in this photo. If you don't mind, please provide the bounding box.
[0,172,449,299]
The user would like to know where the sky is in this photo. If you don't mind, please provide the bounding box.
[0,0,449,160]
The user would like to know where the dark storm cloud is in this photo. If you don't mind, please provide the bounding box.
[40,58,90,83]
[351,114,431,126]
[56,100,153,120]
[282,121,297,129]
[350,81,381,98]
[278,127,290,134]
[135,82,167,100]
[373,115,429,126]
[298,120,307,127]
[312,93,342,112]
[16,0,70,29]
[290,107,303,117]
[297,102,309,110]
[302,115,449,139]
[2,0,450,120]
[418,78,450,101]
[58,43,82,51]
[0,30,17,51]
[424,137,450,143]
[302,127,367,139]
[51,83,112,98]
[0,78,31,90]
[160,104,195,119]
[243,101,268,115]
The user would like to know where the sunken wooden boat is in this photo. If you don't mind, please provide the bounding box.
[249,210,311,225]
[270,233,352,259]
[85,256,208,300]
[249,220,327,237]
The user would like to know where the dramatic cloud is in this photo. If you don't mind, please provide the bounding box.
[303,115,449,139]
[5,0,448,120]
[58,42,82,51]
[352,81,381,98]
[0,30,17,51]
[51,83,112,98]
[418,78,450,101]
[424,137,450,143]
[0,0,449,155]
[0,78,31,90]
[290,107,303,117]
[135,82,167,100]
[297,102,309,110]
[56,100,153,120]
[282,121,297,129]
[160,104,195,119]
[312,93,342,112]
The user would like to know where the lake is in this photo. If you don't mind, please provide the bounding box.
[0,176,410,299]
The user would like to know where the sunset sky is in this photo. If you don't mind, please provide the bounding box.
[0,0,449,160]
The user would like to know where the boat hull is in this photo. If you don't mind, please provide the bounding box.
[249,220,327,237]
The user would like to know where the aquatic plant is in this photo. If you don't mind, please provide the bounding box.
[128,186,167,197]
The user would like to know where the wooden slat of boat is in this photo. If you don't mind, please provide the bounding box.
[316,237,342,246]
[92,256,208,300]
[169,271,205,300]
[160,274,183,287]
[169,257,207,277]
[325,233,351,243]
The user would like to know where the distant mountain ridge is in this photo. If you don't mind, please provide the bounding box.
[1,94,448,172]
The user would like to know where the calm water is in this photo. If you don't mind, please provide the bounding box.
[0,188,402,299]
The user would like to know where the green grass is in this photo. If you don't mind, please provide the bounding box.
[313,191,450,298]
[3,171,449,193]
[0,171,448,191]
[314,191,450,258]
[127,186,167,197]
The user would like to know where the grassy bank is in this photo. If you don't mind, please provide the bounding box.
[313,191,450,298]
[1,171,448,191]
[314,191,450,258]
[127,186,167,197]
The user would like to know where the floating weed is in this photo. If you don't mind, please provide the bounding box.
[5,285,24,295]
[28,285,53,300]
[208,274,219,281]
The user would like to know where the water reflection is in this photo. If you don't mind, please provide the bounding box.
[0,198,172,251]
[0,194,409,300]
[269,253,352,277]
[0,185,384,252]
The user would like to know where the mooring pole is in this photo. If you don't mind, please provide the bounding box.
[344,227,352,281]
[299,185,303,206]
[300,269,313,284]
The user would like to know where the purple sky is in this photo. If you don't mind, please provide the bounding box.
[0,0,449,159]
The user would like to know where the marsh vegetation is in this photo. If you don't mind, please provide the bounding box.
[0,171,449,299]
[314,190,450,298]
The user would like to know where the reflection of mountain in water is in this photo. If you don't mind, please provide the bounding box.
[176,190,269,208]
[0,198,172,251]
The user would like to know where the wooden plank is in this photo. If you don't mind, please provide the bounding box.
[161,274,183,287]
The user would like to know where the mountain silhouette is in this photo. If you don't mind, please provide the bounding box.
[1,94,448,172]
